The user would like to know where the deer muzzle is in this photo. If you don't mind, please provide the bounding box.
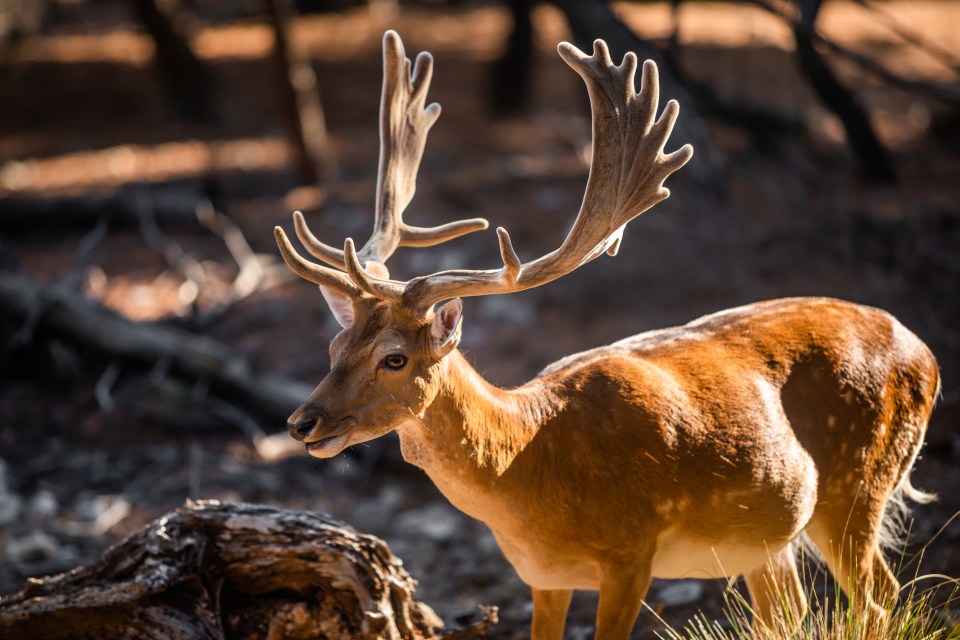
[287,404,359,457]
[286,404,333,441]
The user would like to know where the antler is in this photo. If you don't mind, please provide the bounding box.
[277,36,693,314]
[287,30,488,279]
[274,226,362,297]
[345,40,693,312]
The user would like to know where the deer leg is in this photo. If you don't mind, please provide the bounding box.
[531,588,573,640]
[743,543,807,633]
[594,560,651,640]
[806,501,898,624]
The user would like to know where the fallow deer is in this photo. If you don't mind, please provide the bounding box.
[274,31,939,639]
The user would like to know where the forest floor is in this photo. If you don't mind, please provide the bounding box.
[1,1,959,637]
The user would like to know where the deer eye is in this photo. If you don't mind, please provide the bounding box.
[383,354,408,370]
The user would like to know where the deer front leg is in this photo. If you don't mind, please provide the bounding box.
[594,558,652,640]
[531,588,573,640]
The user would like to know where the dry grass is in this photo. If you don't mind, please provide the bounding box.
[651,516,960,640]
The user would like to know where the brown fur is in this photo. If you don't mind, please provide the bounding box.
[287,296,938,639]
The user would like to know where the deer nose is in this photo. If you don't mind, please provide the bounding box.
[287,405,331,441]
[287,417,316,441]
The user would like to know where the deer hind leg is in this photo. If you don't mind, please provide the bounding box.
[805,496,899,624]
[743,543,807,633]
[594,558,652,640]
[531,588,573,640]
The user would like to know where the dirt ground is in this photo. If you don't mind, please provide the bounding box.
[1,1,959,637]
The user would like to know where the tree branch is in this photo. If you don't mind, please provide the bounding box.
[0,269,310,422]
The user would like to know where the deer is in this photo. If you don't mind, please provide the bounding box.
[273,31,940,639]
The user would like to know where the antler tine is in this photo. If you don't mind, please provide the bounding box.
[292,210,344,269]
[397,40,693,313]
[291,31,488,280]
[274,227,362,297]
[343,238,404,301]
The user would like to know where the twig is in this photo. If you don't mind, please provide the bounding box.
[133,191,293,326]
[438,606,499,639]
[190,201,294,327]
[203,394,305,461]
[10,217,112,346]
[147,356,173,386]
[94,360,122,412]
[62,215,111,290]
[196,201,264,299]
[188,442,202,499]
[134,187,207,311]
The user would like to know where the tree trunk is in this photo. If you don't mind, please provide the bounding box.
[130,0,214,122]
[262,0,337,187]
[0,501,497,639]
[793,0,895,183]
[488,0,535,115]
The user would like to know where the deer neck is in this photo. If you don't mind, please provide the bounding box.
[397,350,563,494]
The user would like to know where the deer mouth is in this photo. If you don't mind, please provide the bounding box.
[303,418,355,457]
[305,433,349,457]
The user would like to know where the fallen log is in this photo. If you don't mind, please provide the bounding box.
[0,188,204,236]
[0,268,312,423]
[0,501,497,639]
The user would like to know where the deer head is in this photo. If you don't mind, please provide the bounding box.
[276,30,692,458]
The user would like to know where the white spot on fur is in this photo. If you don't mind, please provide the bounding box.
[656,499,676,515]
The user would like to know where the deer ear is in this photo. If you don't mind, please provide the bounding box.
[319,285,355,328]
[431,298,463,358]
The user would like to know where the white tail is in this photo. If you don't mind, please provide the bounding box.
[275,32,939,639]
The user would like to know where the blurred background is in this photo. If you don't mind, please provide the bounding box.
[0,0,958,636]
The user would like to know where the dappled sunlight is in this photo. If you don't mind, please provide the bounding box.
[0,137,290,195]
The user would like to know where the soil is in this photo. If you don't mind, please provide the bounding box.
[1,1,958,637]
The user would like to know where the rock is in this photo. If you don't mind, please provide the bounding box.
[394,503,461,542]
[74,492,108,522]
[0,492,23,528]
[567,625,595,640]
[350,485,405,532]
[655,579,704,607]
[6,531,60,565]
[26,490,58,520]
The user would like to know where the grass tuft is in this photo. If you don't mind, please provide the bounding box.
[649,515,960,640]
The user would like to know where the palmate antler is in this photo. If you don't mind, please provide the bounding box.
[275,34,693,313]
[284,31,487,281]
